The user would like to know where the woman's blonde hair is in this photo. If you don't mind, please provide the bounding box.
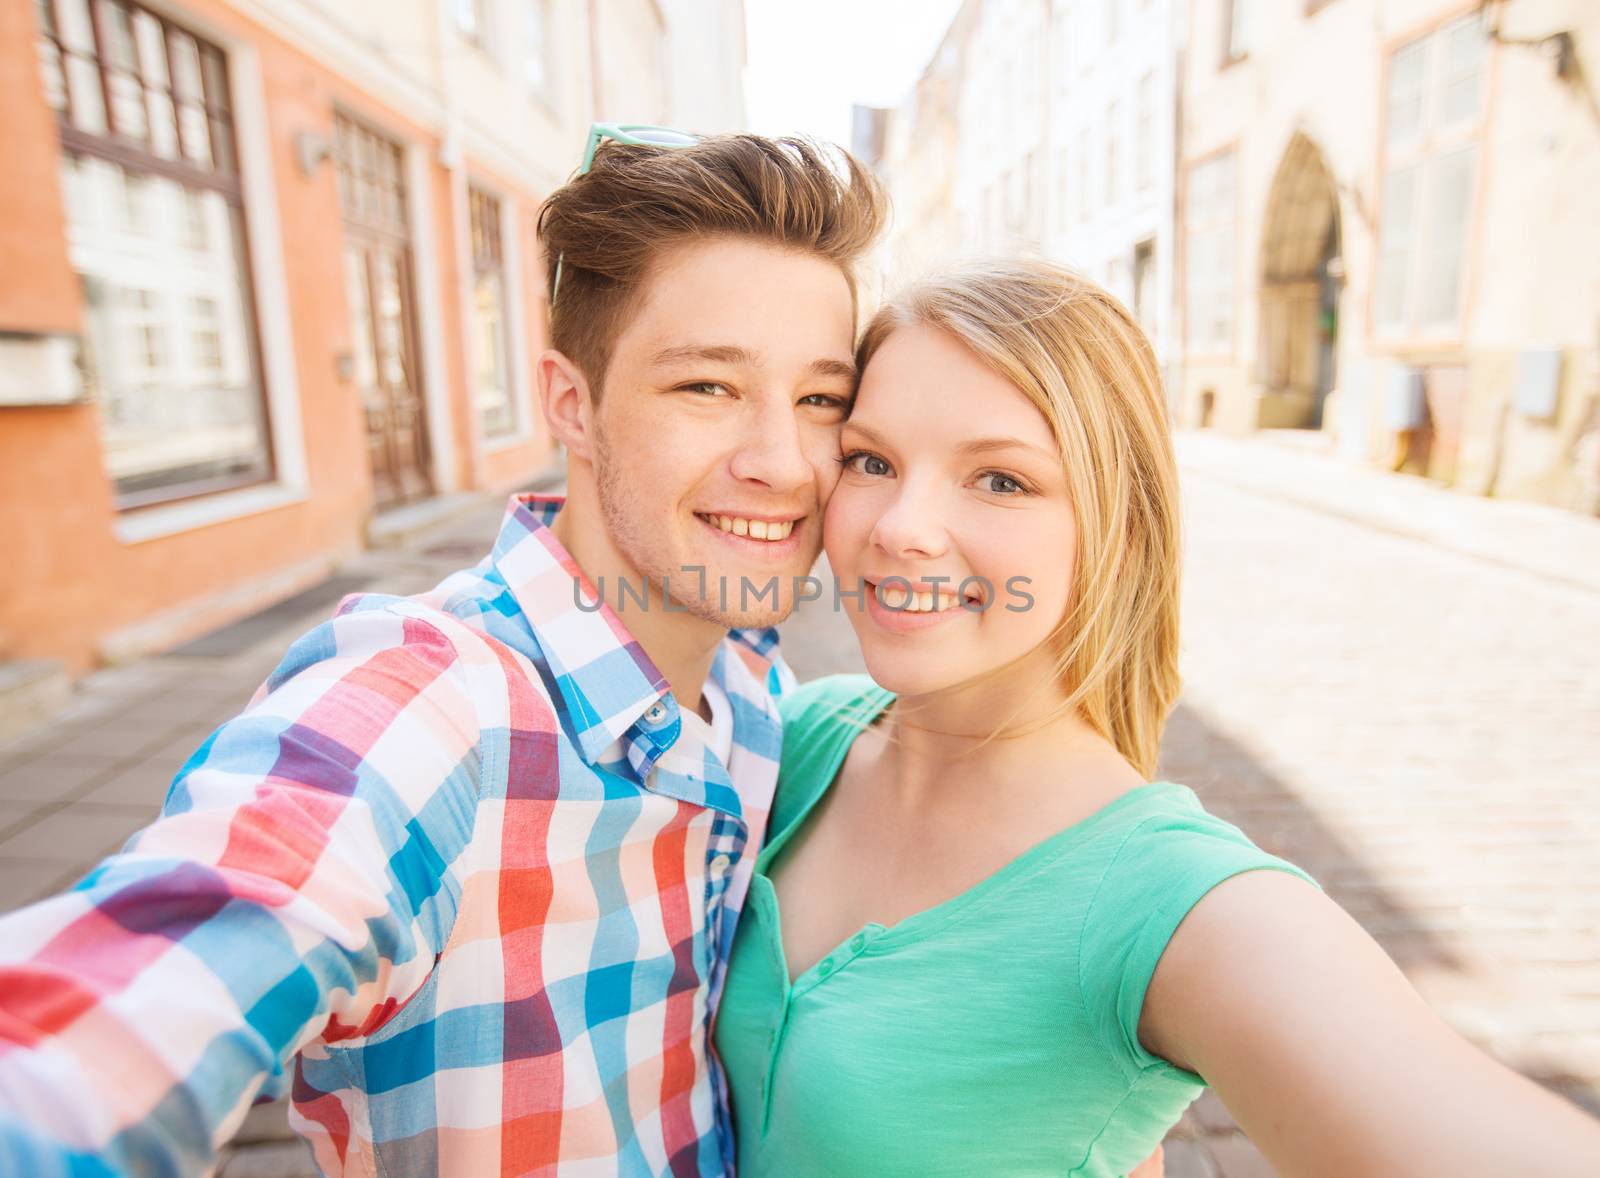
[855,259,1183,779]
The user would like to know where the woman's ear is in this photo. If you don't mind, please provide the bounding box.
[537,349,595,461]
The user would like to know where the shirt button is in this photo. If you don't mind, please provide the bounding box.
[817,958,835,976]
[644,701,667,723]
[848,933,867,953]
[709,853,732,875]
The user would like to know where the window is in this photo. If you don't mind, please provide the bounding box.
[1375,16,1486,337]
[1078,126,1093,222]
[1104,100,1120,208]
[38,0,271,508]
[1057,146,1071,231]
[523,0,550,95]
[1136,72,1156,191]
[1185,150,1236,354]
[469,185,516,439]
[1223,0,1250,64]
[1133,238,1157,332]
[453,0,489,44]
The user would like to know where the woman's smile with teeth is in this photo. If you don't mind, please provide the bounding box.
[873,582,965,613]
[696,513,797,541]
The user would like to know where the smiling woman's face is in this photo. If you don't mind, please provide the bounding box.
[823,323,1079,698]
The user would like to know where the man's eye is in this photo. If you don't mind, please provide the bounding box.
[799,393,848,410]
[840,450,892,477]
[680,381,732,397]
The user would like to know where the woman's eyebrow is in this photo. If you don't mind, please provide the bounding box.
[956,436,1057,460]
[840,420,891,446]
[844,420,1053,461]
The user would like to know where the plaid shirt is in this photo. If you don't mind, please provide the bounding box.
[0,494,792,1177]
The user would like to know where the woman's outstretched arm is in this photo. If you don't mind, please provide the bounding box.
[1140,870,1600,1177]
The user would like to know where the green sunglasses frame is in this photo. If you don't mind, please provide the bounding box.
[550,122,702,309]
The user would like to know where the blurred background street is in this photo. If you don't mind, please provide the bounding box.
[2,0,1599,1174]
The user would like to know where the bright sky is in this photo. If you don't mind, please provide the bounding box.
[743,0,966,147]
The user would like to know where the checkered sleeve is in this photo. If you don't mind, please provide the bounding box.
[0,604,487,1177]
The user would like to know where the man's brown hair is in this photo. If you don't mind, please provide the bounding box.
[537,134,887,394]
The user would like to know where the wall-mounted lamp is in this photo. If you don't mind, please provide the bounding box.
[295,129,333,177]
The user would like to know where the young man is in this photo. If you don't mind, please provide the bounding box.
[0,133,883,1177]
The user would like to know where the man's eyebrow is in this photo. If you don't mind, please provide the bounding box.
[842,420,1055,461]
[649,344,758,367]
[810,357,857,382]
[650,344,856,383]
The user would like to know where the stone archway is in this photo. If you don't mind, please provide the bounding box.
[1258,134,1343,430]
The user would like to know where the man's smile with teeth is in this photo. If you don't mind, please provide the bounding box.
[695,513,798,541]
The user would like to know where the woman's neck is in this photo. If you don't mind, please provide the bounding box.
[876,657,1123,808]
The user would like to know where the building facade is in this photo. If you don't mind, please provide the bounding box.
[873,0,1184,369]
[0,0,747,677]
[1043,0,1182,370]
[1177,0,1600,509]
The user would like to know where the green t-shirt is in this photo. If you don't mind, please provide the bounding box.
[714,674,1318,1177]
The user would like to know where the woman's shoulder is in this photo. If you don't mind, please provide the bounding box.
[1092,782,1315,889]
[1073,782,1320,1074]
[778,673,891,735]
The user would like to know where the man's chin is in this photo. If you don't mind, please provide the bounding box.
[669,589,794,631]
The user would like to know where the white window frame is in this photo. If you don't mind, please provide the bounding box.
[102,16,309,544]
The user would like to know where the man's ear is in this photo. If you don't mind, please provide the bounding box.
[537,349,596,461]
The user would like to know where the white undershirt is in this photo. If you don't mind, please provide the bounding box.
[679,676,734,767]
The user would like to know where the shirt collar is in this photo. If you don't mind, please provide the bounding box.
[488,493,782,770]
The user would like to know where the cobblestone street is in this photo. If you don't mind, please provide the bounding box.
[1,433,1597,1175]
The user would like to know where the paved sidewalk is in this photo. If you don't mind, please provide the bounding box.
[1,436,1597,1175]
[1177,429,1600,595]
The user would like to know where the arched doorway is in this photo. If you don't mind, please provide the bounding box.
[1258,134,1343,430]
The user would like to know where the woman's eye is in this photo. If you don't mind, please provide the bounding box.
[840,451,892,477]
[978,472,1026,495]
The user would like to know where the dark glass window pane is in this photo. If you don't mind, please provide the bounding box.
[208,115,235,174]
[99,1,137,70]
[56,0,95,53]
[109,70,148,141]
[37,37,69,113]
[65,54,107,132]
[167,28,202,102]
[178,101,212,165]
[199,45,228,110]
[132,10,167,83]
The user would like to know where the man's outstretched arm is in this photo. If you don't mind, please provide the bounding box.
[0,602,486,1177]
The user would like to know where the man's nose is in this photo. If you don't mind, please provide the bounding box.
[728,399,813,494]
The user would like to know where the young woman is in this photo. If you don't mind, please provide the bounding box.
[713,260,1600,1176]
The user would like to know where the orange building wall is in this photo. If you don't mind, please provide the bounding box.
[0,0,554,675]
[0,0,78,333]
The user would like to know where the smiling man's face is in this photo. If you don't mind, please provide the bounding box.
[587,237,857,627]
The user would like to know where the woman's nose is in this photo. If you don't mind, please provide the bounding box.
[869,483,948,560]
